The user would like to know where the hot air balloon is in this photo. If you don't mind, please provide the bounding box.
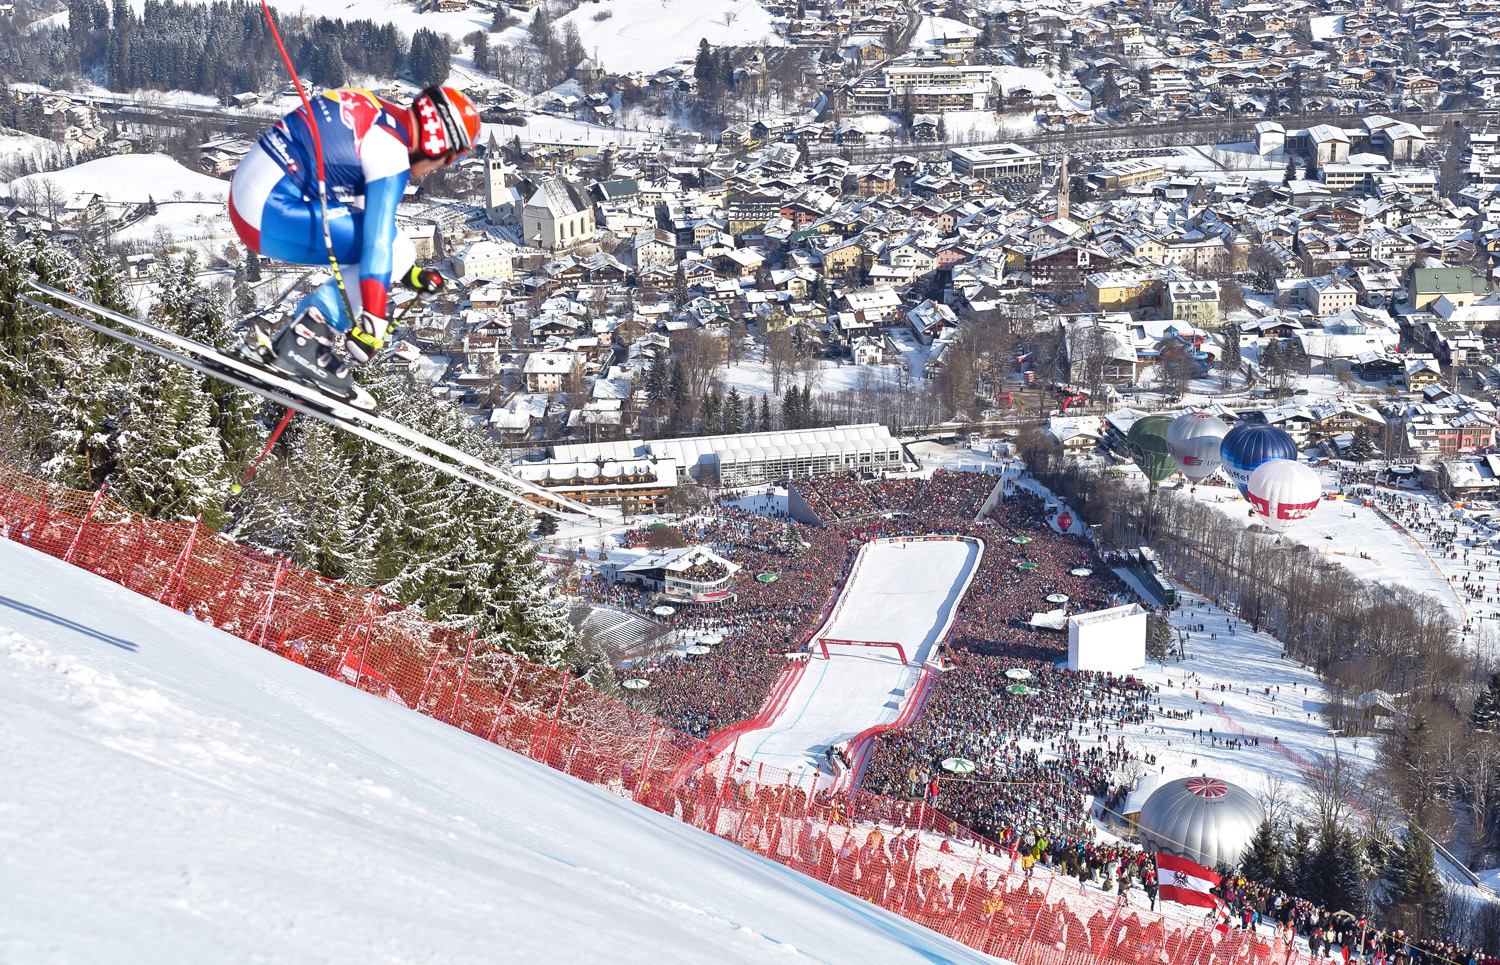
[1166,412,1229,485]
[1137,776,1264,869]
[1219,423,1298,500]
[1126,414,1178,487]
[1247,459,1322,534]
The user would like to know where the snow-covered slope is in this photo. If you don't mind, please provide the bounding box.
[7,153,228,204]
[735,539,979,783]
[553,0,782,75]
[990,66,1089,111]
[0,535,997,963]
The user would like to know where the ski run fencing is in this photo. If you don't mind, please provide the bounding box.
[0,462,1321,965]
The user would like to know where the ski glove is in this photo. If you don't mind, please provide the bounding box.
[404,266,447,303]
[346,310,387,365]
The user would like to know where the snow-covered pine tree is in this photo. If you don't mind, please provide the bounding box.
[700,391,722,435]
[1382,822,1446,937]
[1239,819,1287,885]
[1347,426,1378,465]
[363,365,589,680]
[1472,673,1500,731]
[1284,822,1313,895]
[724,387,744,434]
[778,519,804,557]
[111,343,232,524]
[241,415,366,581]
[109,253,282,524]
[646,350,669,407]
[0,232,129,488]
[150,252,262,465]
[233,260,255,315]
[1309,826,1368,914]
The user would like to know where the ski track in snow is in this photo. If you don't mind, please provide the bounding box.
[0,535,998,964]
[735,539,980,784]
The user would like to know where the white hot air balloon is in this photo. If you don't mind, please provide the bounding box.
[1247,459,1322,534]
[1166,412,1229,485]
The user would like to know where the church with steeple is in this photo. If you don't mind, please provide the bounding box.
[1054,154,1070,223]
[483,132,524,226]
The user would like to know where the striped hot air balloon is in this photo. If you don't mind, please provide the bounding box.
[1219,423,1298,500]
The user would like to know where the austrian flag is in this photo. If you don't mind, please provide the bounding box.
[1155,852,1221,910]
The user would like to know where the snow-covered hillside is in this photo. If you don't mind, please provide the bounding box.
[990,66,1089,112]
[0,535,996,963]
[7,153,227,204]
[553,0,783,75]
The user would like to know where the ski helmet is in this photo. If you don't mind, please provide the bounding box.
[410,86,482,162]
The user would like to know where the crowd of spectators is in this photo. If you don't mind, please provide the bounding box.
[794,472,884,522]
[791,469,996,525]
[568,509,856,735]
[675,558,730,585]
[564,468,1494,965]
[863,656,1154,843]
[948,489,1135,658]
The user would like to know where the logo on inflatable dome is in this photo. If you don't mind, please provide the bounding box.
[1185,777,1230,798]
[1248,492,1319,522]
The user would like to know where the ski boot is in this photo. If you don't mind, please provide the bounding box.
[238,314,282,366]
[262,308,376,411]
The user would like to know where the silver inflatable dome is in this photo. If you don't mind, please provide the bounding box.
[1136,776,1264,870]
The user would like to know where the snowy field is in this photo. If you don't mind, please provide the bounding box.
[0,535,1000,964]
[1184,477,1462,613]
[1125,588,1374,800]
[990,66,1089,112]
[6,154,234,249]
[0,129,62,169]
[509,113,665,148]
[7,153,228,204]
[993,467,1373,819]
[550,0,782,75]
[717,355,901,399]
[733,539,981,784]
[1246,476,1500,655]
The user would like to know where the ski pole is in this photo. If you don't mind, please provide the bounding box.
[231,407,296,495]
[258,0,360,331]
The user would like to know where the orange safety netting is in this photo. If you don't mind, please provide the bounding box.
[0,464,1315,964]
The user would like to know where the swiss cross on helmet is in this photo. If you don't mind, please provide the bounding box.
[411,86,482,162]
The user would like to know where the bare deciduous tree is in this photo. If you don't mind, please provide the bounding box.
[1259,774,1293,831]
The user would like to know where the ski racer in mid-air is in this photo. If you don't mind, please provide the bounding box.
[228,86,481,400]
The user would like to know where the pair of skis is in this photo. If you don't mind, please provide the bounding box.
[22,280,605,521]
